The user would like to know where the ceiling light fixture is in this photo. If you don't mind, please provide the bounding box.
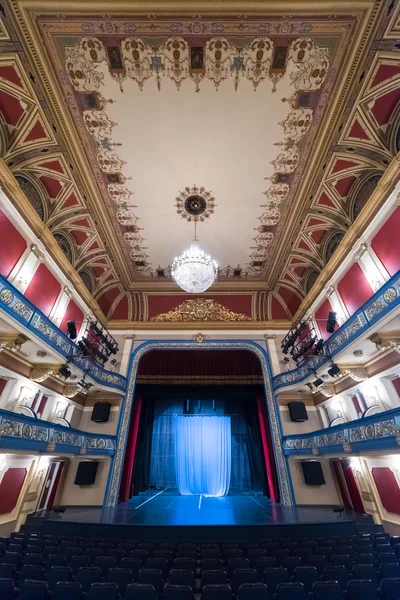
[172,221,218,294]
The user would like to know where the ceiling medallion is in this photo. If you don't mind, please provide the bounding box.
[171,221,218,294]
[175,185,215,222]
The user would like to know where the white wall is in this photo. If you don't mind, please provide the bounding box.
[58,458,111,506]
[279,405,322,435]
[289,458,340,505]
[79,406,120,435]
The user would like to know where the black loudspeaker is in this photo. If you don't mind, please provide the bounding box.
[91,402,111,423]
[327,311,337,333]
[288,401,308,422]
[301,461,325,486]
[74,461,99,485]
[54,505,66,513]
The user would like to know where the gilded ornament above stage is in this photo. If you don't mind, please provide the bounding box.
[150,299,251,322]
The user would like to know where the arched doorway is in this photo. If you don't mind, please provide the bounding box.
[105,341,293,507]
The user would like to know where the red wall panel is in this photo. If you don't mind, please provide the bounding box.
[276,287,302,316]
[0,377,7,397]
[337,263,373,315]
[371,206,400,276]
[59,299,84,336]
[97,287,120,317]
[0,468,27,514]
[109,294,129,320]
[372,467,400,515]
[147,294,253,319]
[24,264,61,317]
[391,377,400,399]
[0,209,27,277]
[314,298,334,341]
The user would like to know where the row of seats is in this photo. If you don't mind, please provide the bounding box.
[0,530,398,599]
[1,576,400,600]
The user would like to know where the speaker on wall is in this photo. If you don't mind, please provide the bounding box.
[301,461,325,486]
[74,461,99,485]
[91,402,111,423]
[288,401,308,422]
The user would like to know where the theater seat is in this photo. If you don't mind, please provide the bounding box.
[46,555,67,568]
[88,582,120,600]
[238,582,269,599]
[19,580,48,600]
[323,565,348,591]
[121,557,142,579]
[264,567,290,595]
[147,557,169,578]
[232,568,259,595]
[353,565,379,589]
[201,570,227,588]
[107,568,133,595]
[381,577,400,600]
[311,581,343,600]
[281,557,302,577]
[173,558,196,571]
[292,566,319,593]
[163,584,193,600]
[256,557,277,579]
[137,568,163,597]
[202,584,232,600]
[275,582,306,600]
[19,565,44,583]
[95,556,117,577]
[125,583,157,600]
[168,568,195,589]
[76,566,102,593]
[0,578,18,600]
[0,565,16,580]
[347,579,377,600]
[70,555,90,575]
[228,558,250,578]
[47,566,73,591]
[380,564,400,579]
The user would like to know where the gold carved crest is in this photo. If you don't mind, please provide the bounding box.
[150,299,251,322]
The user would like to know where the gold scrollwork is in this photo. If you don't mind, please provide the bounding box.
[150,299,251,322]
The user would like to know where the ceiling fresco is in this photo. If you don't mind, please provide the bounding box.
[0,1,399,321]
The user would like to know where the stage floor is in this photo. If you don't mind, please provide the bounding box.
[45,490,355,528]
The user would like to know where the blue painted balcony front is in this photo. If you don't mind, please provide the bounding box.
[273,270,400,391]
[0,275,126,392]
[282,406,400,456]
[0,408,117,455]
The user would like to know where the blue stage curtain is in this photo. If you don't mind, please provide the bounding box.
[174,416,231,497]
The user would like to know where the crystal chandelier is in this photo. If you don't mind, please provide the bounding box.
[172,221,218,293]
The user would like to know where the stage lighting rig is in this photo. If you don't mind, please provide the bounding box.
[77,320,119,367]
[58,363,71,379]
[313,377,324,387]
[313,338,325,356]
[328,363,341,378]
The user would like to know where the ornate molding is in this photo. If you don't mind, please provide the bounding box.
[29,365,60,383]
[150,299,251,322]
[30,243,45,261]
[319,383,336,398]
[341,366,369,382]
[369,331,400,352]
[0,334,28,353]
[192,333,209,344]
[106,340,292,508]
[63,386,80,399]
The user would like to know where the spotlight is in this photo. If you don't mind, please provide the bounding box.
[110,359,117,365]
[67,320,77,340]
[328,363,341,378]
[327,311,338,334]
[58,364,71,379]
[313,377,324,387]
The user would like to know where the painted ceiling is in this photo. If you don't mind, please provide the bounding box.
[0,1,399,321]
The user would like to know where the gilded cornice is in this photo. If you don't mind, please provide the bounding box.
[108,318,291,330]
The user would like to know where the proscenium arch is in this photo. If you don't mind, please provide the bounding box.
[105,340,294,507]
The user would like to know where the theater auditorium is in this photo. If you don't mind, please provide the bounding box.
[0,0,399,598]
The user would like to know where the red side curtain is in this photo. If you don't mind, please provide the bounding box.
[331,460,352,509]
[341,461,364,514]
[257,396,280,503]
[119,395,142,503]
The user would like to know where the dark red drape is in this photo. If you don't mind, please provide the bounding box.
[331,460,351,509]
[341,461,364,514]
[257,396,280,503]
[119,395,142,503]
